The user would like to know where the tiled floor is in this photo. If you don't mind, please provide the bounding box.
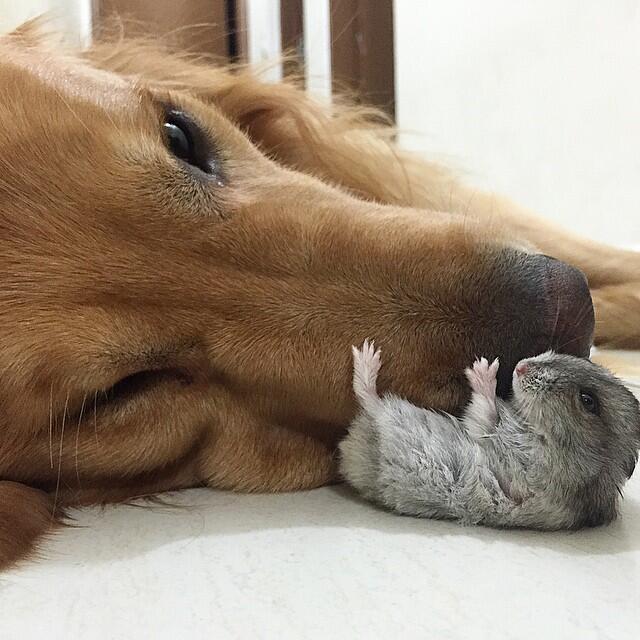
[1,354,639,640]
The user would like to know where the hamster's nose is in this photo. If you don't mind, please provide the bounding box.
[515,362,529,377]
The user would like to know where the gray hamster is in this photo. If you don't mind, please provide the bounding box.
[339,341,640,530]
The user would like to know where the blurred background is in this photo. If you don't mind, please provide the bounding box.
[1,0,638,246]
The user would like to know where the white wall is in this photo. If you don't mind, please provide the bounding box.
[0,0,91,44]
[244,0,282,82]
[394,1,640,247]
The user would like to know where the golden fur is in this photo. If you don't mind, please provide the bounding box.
[0,21,638,569]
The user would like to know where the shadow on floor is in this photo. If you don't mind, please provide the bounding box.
[34,480,640,570]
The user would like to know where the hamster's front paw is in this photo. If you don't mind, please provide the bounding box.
[465,357,499,401]
[463,357,500,435]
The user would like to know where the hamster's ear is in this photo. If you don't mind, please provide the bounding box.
[623,452,638,479]
[0,481,57,571]
[573,474,619,529]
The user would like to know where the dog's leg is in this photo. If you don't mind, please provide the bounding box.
[0,482,58,571]
[591,283,640,348]
[198,412,337,493]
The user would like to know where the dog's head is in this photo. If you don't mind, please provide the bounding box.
[0,24,594,566]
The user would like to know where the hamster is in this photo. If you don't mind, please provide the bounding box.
[339,341,640,530]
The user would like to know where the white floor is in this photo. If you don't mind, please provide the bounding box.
[1,359,639,640]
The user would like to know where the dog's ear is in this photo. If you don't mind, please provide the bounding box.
[0,481,56,571]
[85,41,407,205]
[6,17,57,46]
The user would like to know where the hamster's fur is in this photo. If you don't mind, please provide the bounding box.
[339,342,640,530]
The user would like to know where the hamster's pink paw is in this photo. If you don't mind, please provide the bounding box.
[465,357,499,399]
[352,340,382,398]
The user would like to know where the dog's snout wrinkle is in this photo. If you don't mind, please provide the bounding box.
[539,254,594,356]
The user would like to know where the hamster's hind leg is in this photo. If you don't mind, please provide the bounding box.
[339,341,384,499]
[352,340,383,413]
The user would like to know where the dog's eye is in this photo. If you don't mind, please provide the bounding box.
[163,110,217,177]
[164,120,191,162]
[579,390,600,415]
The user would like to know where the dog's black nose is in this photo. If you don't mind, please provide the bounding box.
[492,252,594,396]
[540,254,594,356]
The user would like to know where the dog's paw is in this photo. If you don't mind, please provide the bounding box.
[465,357,499,400]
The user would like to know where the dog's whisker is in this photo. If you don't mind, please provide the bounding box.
[554,328,597,354]
[48,381,54,470]
[53,391,70,519]
[547,292,562,352]
[75,393,87,489]
[93,391,99,446]
[571,299,595,343]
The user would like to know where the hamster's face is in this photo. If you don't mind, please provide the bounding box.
[511,351,640,527]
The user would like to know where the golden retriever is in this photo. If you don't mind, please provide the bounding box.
[1,21,638,569]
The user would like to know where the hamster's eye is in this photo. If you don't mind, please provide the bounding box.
[579,391,600,415]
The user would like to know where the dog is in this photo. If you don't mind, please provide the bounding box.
[0,20,638,569]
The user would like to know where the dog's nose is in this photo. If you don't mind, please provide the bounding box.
[539,254,594,356]
[492,252,594,396]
